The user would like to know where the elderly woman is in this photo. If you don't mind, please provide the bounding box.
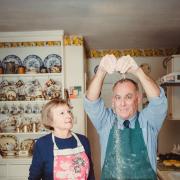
[29,99,95,180]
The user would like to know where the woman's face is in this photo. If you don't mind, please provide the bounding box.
[51,104,73,131]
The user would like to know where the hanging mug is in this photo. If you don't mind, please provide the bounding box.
[5,61,16,74]
[0,66,4,74]
[18,66,25,74]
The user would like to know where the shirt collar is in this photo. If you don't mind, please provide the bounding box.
[116,112,138,129]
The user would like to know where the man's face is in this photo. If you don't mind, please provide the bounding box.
[112,81,140,120]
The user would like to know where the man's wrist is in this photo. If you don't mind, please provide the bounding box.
[97,66,107,74]
[131,67,143,76]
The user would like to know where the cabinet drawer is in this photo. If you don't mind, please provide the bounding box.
[8,164,29,177]
[0,164,6,177]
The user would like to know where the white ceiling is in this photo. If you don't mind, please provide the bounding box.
[1,0,180,50]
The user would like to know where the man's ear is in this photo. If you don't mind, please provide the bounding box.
[137,92,142,104]
[112,99,116,113]
[112,97,115,109]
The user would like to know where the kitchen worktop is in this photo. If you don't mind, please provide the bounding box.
[157,160,180,180]
[157,169,180,180]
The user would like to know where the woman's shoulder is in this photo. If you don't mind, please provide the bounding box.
[35,133,53,145]
[75,133,89,145]
[75,133,88,140]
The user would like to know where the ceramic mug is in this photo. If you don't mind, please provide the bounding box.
[0,66,4,74]
[18,66,25,74]
[5,62,16,74]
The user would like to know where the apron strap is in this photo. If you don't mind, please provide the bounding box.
[52,132,85,156]
[71,132,82,146]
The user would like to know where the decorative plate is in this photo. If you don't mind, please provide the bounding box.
[20,139,34,151]
[2,55,22,74]
[44,54,62,69]
[24,81,36,97]
[44,82,62,100]
[2,55,22,68]
[0,135,17,151]
[24,80,43,97]
[0,80,9,88]
[4,83,17,94]
[23,55,43,70]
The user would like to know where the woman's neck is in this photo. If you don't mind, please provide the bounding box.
[53,129,72,139]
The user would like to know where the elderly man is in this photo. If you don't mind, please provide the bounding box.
[84,55,167,180]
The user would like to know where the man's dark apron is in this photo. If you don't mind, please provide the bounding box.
[101,115,157,180]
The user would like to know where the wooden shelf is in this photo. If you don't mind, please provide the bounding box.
[0,132,49,135]
[0,73,62,77]
[0,157,32,164]
[160,82,180,87]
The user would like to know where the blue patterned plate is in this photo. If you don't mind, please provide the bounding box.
[44,54,62,69]
[2,55,22,68]
[23,55,43,70]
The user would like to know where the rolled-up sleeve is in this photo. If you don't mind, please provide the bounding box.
[140,87,168,130]
[84,96,112,131]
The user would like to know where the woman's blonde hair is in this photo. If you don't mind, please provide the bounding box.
[41,98,72,130]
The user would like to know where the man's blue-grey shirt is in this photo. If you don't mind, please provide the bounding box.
[84,87,167,172]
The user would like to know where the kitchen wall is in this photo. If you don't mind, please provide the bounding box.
[158,119,180,154]
[86,56,180,179]
[158,55,180,154]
